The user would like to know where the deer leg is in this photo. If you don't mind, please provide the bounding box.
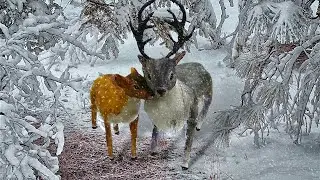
[113,124,119,135]
[91,103,97,129]
[196,94,212,131]
[104,119,113,160]
[150,125,159,155]
[129,116,139,159]
[182,118,197,169]
[182,98,198,170]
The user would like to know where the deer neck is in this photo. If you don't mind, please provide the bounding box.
[144,80,193,131]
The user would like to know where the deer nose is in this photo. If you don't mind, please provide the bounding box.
[156,89,166,96]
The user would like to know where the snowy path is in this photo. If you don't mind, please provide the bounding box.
[220,128,320,180]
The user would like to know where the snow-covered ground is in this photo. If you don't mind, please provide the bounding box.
[54,0,320,179]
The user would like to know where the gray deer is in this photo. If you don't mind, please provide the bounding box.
[129,0,213,169]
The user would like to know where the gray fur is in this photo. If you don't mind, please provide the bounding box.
[141,55,213,169]
[176,62,213,130]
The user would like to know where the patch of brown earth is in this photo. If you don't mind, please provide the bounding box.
[58,130,173,180]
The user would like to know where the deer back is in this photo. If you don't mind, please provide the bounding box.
[176,62,212,98]
[90,75,129,116]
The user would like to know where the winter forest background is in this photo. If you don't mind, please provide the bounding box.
[0,0,320,179]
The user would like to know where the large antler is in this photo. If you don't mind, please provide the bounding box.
[130,0,194,59]
[129,0,156,59]
[164,0,195,58]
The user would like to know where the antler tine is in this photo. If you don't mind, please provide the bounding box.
[165,0,195,58]
[168,0,186,26]
[138,0,155,22]
[130,0,156,59]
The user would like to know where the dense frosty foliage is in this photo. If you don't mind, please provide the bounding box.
[0,0,93,179]
[0,102,62,180]
[80,0,234,62]
[221,0,320,146]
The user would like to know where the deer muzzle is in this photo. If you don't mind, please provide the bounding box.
[156,88,167,96]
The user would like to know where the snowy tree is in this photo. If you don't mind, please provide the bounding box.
[219,0,320,146]
[0,0,97,179]
[79,0,234,60]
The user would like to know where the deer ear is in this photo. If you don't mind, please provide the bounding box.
[138,55,147,67]
[173,51,186,64]
[130,67,139,75]
[113,74,130,88]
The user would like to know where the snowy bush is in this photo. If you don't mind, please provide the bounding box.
[0,0,96,179]
[220,0,320,146]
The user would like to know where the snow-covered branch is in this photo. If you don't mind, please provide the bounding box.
[226,4,320,145]
[0,1,92,179]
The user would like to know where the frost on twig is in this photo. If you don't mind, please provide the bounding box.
[78,0,129,65]
[228,0,310,67]
[243,1,309,45]
[0,101,62,180]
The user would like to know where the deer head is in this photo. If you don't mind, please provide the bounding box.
[114,67,155,99]
[130,0,194,97]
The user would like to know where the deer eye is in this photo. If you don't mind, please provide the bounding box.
[133,84,140,90]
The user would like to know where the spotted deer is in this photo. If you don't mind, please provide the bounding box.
[90,67,154,159]
[129,0,213,169]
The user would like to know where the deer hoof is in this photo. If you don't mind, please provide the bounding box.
[115,131,119,135]
[196,127,201,131]
[131,156,137,160]
[181,162,189,170]
[92,126,97,129]
[109,156,114,161]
